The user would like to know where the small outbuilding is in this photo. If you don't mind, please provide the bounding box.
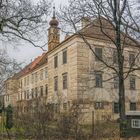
[126,111,140,137]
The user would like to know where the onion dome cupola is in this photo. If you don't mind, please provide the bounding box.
[49,6,59,27]
[48,6,60,51]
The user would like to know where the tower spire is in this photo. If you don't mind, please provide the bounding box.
[49,5,59,27]
[48,5,60,51]
[53,5,56,19]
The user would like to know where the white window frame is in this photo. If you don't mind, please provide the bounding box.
[131,119,140,128]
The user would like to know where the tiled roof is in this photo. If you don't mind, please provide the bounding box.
[79,17,139,46]
[13,52,47,79]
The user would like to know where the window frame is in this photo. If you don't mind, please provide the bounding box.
[40,86,43,96]
[63,103,67,110]
[114,75,119,89]
[94,102,104,110]
[113,102,119,114]
[45,67,48,78]
[95,72,103,88]
[130,76,136,90]
[35,87,38,98]
[31,89,34,99]
[130,102,136,111]
[54,55,58,68]
[54,76,58,91]
[40,69,43,80]
[63,73,68,89]
[63,49,67,64]
[45,84,48,95]
[131,119,140,128]
[95,47,102,61]
[113,50,118,64]
[129,53,135,66]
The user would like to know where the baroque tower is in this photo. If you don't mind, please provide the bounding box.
[48,6,60,51]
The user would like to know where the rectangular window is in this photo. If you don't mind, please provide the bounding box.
[27,90,29,99]
[35,72,38,83]
[40,86,43,96]
[54,76,58,91]
[130,76,136,90]
[114,76,119,89]
[113,50,118,64]
[20,93,22,100]
[130,102,136,111]
[24,78,26,86]
[63,73,68,89]
[45,67,48,78]
[54,104,59,113]
[45,84,48,95]
[94,102,104,109]
[95,72,102,87]
[27,76,29,85]
[63,50,67,64]
[63,103,67,110]
[131,119,140,128]
[129,53,135,66]
[35,87,38,98]
[54,55,58,68]
[31,89,34,98]
[95,47,102,61]
[113,102,119,114]
[20,80,22,88]
[40,69,43,80]
[24,91,26,100]
[31,73,34,83]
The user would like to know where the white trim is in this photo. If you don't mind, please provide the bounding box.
[131,119,140,129]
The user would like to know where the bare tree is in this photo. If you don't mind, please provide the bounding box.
[0,0,51,50]
[59,0,140,137]
[0,48,21,94]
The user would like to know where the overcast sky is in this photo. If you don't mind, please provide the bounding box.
[5,0,68,65]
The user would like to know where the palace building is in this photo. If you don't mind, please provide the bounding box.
[3,10,140,122]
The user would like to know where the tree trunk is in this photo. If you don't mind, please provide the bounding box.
[116,14,126,139]
[114,0,126,137]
